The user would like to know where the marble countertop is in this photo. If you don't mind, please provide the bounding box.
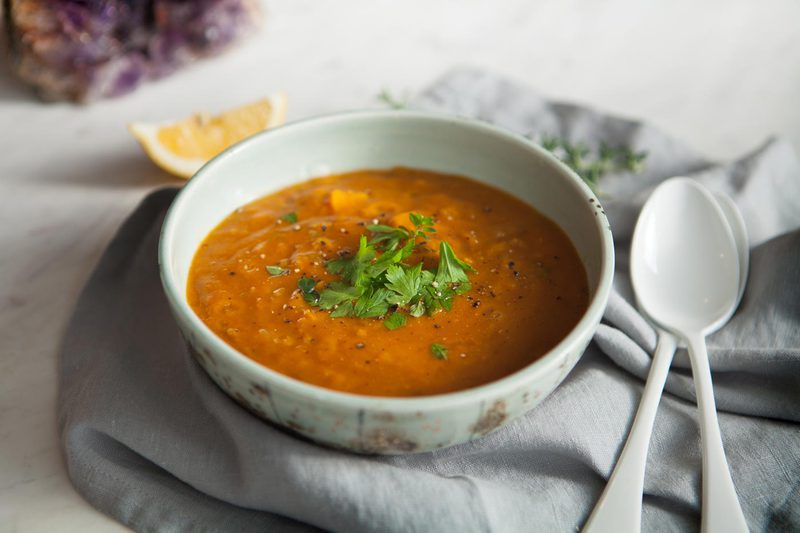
[2,0,799,530]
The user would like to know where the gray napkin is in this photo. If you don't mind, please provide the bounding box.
[60,68,800,533]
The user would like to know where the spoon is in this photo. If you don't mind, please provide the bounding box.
[583,179,749,533]
[712,192,749,299]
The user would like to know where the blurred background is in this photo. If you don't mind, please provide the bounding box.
[1,0,799,530]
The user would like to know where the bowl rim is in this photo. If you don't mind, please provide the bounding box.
[159,109,615,411]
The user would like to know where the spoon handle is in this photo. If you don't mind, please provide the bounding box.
[685,332,749,533]
[583,332,677,533]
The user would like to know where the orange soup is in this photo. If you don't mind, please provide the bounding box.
[187,167,589,397]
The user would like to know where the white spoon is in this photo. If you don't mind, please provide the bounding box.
[712,192,749,297]
[583,179,749,533]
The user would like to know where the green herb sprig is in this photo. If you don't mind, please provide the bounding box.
[430,343,448,360]
[537,135,647,191]
[298,213,474,330]
[280,212,298,223]
[377,89,408,110]
[266,265,289,276]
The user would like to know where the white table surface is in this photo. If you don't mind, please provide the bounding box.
[1,1,799,531]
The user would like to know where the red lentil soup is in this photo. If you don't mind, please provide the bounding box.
[187,167,589,397]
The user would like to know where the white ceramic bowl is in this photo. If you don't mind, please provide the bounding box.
[159,111,614,454]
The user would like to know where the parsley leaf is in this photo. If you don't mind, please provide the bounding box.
[409,212,433,227]
[430,343,448,360]
[408,300,426,318]
[384,312,407,330]
[266,265,289,276]
[367,225,410,251]
[318,283,363,310]
[385,263,424,307]
[327,236,376,287]
[353,287,391,318]
[297,276,319,304]
[424,284,455,313]
[367,212,435,252]
[435,241,476,285]
[281,212,298,223]
[365,246,404,278]
[330,301,355,318]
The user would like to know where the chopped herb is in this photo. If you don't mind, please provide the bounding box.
[296,213,476,328]
[430,343,448,360]
[327,236,376,287]
[318,282,362,310]
[266,265,289,276]
[436,241,475,286]
[385,263,425,306]
[297,276,319,304]
[368,212,435,252]
[330,301,355,318]
[535,135,647,192]
[377,88,408,110]
[409,212,434,228]
[409,300,426,318]
[281,212,298,223]
[384,311,407,330]
[353,287,391,318]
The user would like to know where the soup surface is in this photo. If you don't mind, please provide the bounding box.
[188,167,589,396]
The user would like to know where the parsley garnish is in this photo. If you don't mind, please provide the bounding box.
[281,212,298,223]
[266,265,289,276]
[296,213,475,328]
[383,311,407,330]
[430,343,448,360]
[297,276,320,304]
[435,241,475,286]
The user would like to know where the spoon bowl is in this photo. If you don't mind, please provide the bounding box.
[713,192,749,305]
[631,179,739,334]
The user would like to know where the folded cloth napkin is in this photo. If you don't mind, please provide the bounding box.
[60,68,800,532]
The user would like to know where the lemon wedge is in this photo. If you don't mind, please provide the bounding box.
[129,93,287,178]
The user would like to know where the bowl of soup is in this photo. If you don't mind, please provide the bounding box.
[159,111,614,454]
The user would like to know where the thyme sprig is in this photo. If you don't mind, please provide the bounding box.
[376,89,408,110]
[537,135,647,191]
[374,87,647,192]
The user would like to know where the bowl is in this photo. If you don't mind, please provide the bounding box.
[159,110,614,454]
